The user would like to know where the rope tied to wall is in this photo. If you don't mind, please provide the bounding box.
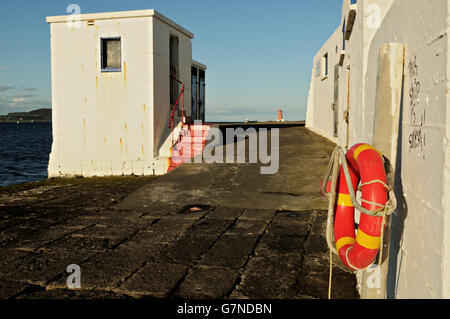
[321,146,397,298]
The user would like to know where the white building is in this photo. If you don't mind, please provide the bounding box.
[46,9,207,177]
[306,0,450,298]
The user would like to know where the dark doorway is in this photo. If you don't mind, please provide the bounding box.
[170,36,180,109]
[191,66,198,120]
[333,64,339,137]
[191,65,206,122]
[199,69,205,122]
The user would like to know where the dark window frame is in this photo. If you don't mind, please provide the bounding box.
[342,19,346,51]
[100,37,122,73]
[191,66,198,120]
[169,35,180,106]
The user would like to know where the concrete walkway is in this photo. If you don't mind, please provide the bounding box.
[0,126,358,299]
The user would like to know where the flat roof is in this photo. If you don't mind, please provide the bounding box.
[192,60,207,70]
[46,9,194,39]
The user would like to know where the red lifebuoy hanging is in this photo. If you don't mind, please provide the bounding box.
[334,143,388,270]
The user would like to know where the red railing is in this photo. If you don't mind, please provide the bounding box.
[168,80,185,144]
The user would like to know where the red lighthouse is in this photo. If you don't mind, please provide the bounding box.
[277,109,284,122]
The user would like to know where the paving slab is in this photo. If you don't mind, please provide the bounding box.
[47,249,147,290]
[0,280,40,299]
[174,266,240,299]
[198,234,260,270]
[118,262,189,298]
[0,249,96,286]
[227,219,269,236]
[230,254,304,299]
[6,225,84,252]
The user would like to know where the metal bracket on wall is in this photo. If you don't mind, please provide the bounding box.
[343,110,349,123]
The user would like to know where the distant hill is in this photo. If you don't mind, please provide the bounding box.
[0,108,52,123]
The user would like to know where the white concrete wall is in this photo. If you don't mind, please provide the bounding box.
[48,16,154,177]
[47,11,196,177]
[444,5,450,295]
[307,0,394,148]
[305,67,315,129]
[305,27,341,144]
[306,0,450,298]
[337,0,357,147]
[152,17,193,158]
[351,0,395,147]
[365,0,449,298]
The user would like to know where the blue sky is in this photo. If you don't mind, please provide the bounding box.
[0,0,342,121]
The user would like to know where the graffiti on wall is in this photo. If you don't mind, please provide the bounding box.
[407,56,426,155]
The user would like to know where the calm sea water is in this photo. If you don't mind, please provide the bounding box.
[0,122,52,187]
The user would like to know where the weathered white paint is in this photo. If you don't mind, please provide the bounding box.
[46,10,204,177]
[306,0,450,298]
[305,27,341,144]
[362,42,404,299]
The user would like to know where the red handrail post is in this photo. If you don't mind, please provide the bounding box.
[168,81,185,146]
[181,84,185,125]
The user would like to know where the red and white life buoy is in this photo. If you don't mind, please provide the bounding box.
[334,143,388,270]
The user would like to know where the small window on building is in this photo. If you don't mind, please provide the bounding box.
[321,53,328,80]
[170,35,180,106]
[342,19,346,51]
[101,37,121,72]
[191,66,198,120]
[350,0,357,4]
[198,69,206,122]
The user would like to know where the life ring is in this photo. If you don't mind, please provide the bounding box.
[334,143,388,270]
